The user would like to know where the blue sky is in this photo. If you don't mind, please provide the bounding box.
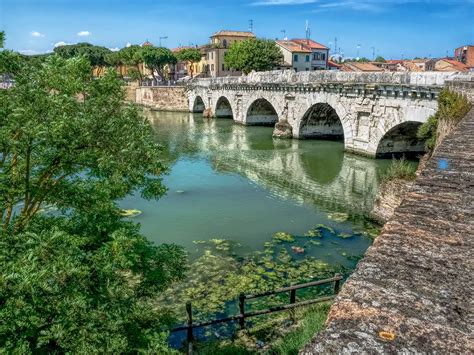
[1,0,473,59]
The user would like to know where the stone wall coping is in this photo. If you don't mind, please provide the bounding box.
[189,70,474,87]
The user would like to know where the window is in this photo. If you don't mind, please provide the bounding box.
[294,67,298,72]
[313,53,317,60]
[223,39,227,48]
[222,64,225,71]
[211,64,214,72]
[322,53,326,60]
[306,55,310,62]
[305,68,309,71]
[294,54,298,62]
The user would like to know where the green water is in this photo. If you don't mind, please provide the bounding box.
[121,111,393,267]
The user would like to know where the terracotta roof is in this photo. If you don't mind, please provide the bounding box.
[172,46,193,53]
[342,62,383,72]
[437,59,470,72]
[142,41,153,47]
[328,60,342,68]
[211,30,255,38]
[276,40,312,53]
[292,39,328,50]
[386,60,404,64]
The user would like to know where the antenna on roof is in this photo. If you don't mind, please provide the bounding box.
[334,37,338,55]
[281,29,286,40]
[249,19,254,33]
[305,20,311,44]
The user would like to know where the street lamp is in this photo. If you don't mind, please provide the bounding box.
[159,36,168,47]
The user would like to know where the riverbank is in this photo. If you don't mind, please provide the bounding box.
[126,84,189,111]
[303,108,474,353]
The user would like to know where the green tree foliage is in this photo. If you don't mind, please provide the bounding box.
[0,31,4,48]
[54,42,111,75]
[0,54,187,352]
[117,45,144,81]
[374,56,386,63]
[176,48,202,78]
[141,46,177,82]
[224,38,283,74]
[417,89,471,150]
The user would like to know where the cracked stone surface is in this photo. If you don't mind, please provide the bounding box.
[301,109,474,354]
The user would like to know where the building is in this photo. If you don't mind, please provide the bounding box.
[340,62,384,72]
[328,59,342,71]
[454,45,474,70]
[275,39,328,72]
[434,58,470,72]
[275,40,312,72]
[291,39,329,70]
[206,30,256,77]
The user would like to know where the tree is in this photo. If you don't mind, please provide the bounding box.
[224,38,283,74]
[176,48,202,78]
[374,56,386,63]
[117,45,144,81]
[54,42,111,75]
[0,54,187,352]
[141,46,177,82]
[0,31,4,48]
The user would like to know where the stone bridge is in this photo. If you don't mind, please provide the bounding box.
[187,71,474,157]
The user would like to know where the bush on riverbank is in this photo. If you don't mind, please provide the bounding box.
[417,89,471,151]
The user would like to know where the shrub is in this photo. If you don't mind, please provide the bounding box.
[417,89,471,151]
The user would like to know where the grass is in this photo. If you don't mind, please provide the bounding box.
[269,303,331,355]
[193,302,331,355]
[381,157,417,183]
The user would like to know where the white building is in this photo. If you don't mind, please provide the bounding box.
[275,39,328,72]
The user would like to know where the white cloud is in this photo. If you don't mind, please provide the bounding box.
[19,49,40,55]
[77,30,91,37]
[109,47,120,52]
[54,41,70,48]
[126,42,132,47]
[30,31,45,38]
[252,0,317,4]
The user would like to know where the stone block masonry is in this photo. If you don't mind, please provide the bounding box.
[301,108,474,353]
[135,86,189,112]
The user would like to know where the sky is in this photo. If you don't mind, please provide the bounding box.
[1,0,473,59]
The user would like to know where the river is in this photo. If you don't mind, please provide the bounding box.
[121,110,395,269]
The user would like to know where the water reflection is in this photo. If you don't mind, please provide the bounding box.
[124,110,390,251]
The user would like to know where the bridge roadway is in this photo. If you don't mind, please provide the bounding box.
[302,108,474,353]
[188,71,474,157]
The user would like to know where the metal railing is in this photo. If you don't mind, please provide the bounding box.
[171,273,342,354]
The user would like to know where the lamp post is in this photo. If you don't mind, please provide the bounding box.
[159,36,168,47]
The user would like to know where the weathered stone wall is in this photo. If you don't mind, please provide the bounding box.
[191,70,474,87]
[370,178,414,224]
[135,86,188,111]
[445,80,474,102]
[302,108,474,354]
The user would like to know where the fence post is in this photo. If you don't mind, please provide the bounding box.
[289,288,297,322]
[239,293,246,330]
[186,301,194,354]
[334,273,341,295]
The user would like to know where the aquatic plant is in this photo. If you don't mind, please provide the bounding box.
[272,232,296,243]
[381,157,417,183]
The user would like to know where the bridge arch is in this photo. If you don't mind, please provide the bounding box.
[245,98,279,126]
[214,96,233,118]
[192,96,206,113]
[375,121,426,158]
[298,103,345,140]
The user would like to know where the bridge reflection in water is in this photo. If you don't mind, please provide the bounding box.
[146,111,391,220]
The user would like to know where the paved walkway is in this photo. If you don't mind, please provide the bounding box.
[303,109,474,353]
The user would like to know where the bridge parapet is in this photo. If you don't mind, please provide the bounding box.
[189,70,474,87]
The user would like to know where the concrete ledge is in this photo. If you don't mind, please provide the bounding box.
[302,109,474,353]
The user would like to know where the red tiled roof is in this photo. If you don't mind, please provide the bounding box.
[142,41,153,47]
[342,62,383,72]
[438,59,470,72]
[292,39,328,50]
[276,40,312,53]
[328,60,342,68]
